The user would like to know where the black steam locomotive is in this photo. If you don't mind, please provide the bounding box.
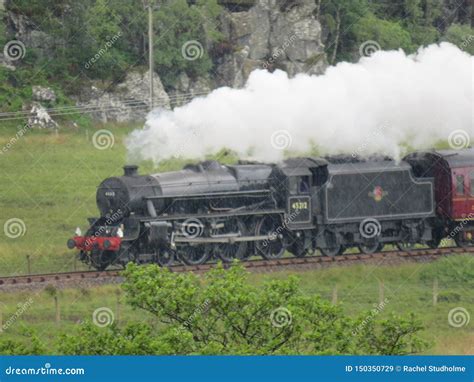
[68,149,474,270]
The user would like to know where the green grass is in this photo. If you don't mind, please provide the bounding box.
[0,123,137,275]
[0,259,472,354]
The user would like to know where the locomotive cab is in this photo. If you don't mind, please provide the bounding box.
[270,158,328,230]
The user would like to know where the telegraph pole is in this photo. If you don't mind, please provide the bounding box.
[148,1,154,111]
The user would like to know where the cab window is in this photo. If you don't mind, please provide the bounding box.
[455,175,465,195]
[299,176,310,193]
[288,178,298,194]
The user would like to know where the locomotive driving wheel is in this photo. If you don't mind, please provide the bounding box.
[178,244,211,265]
[215,218,248,263]
[255,215,287,260]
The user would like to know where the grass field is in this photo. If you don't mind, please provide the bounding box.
[0,258,472,354]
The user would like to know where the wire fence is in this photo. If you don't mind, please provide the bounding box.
[0,91,211,123]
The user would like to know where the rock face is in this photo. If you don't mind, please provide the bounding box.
[6,11,56,60]
[167,73,213,108]
[74,70,170,123]
[215,0,327,88]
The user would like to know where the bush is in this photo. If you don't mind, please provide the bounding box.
[58,262,429,355]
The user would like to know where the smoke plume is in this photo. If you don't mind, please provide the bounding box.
[126,43,473,164]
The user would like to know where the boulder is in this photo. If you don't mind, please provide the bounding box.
[32,86,56,103]
[28,102,58,129]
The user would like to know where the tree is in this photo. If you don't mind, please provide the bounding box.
[5,263,428,355]
[443,23,474,55]
[153,0,221,87]
[353,13,414,53]
[320,0,370,63]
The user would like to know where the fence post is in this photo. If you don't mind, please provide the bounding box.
[115,290,121,324]
[378,279,385,305]
[54,296,60,324]
[433,278,439,306]
[26,255,31,275]
[332,285,338,305]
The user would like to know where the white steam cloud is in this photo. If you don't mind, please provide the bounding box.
[127,43,473,163]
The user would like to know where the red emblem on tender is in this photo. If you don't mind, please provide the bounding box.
[369,186,388,202]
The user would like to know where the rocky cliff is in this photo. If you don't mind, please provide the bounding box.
[215,0,326,88]
[1,0,327,123]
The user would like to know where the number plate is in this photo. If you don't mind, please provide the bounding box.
[287,196,311,224]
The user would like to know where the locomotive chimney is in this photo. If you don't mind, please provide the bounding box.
[123,165,138,177]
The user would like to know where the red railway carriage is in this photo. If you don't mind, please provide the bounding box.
[405,148,474,246]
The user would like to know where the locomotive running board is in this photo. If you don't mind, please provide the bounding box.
[173,234,277,244]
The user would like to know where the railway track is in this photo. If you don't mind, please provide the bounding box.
[0,246,473,288]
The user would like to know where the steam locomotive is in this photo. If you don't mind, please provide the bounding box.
[67,148,474,270]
